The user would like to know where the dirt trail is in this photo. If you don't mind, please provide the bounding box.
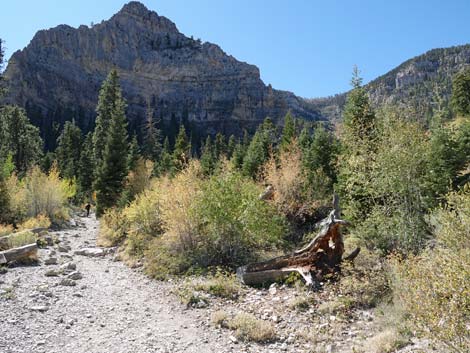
[0,215,230,353]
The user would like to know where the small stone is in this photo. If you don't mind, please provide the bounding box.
[58,245,71,253]
[30,305,49,312]
[72,292,83,297]
[228,335,238,343]
[67,271,83,280]
[60,262,76,272]
[45,270,60,277]
[44,257,57,265]
[59,278,76,286]
[74,248,105,257]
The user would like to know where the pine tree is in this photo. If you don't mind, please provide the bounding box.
[242,118,276,178]
[78,133,95,199]
[142,106,162,162]
[0,105,43,174]
[94,72,129,216]
[280,111,296,151]
[56,120,83,179]
[451,68,470,117]
[128,134,140,172]
[93,69,122,168]
[157,137,174,176]
[336,67,378,223]
[227,135,236,159]
[298,126,312,152]
[305,126,339,185]
[173,125,191,171]
[214,132,227,159]
[200,135,216,175]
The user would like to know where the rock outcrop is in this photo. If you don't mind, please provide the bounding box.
[308,44,470,122]
[3,1,320,149]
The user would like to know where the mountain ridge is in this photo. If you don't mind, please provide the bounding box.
[3,1,470,149]
[3,1,321,149]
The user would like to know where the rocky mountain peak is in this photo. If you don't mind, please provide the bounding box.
[3,2,320,150]
[110,1,179,34]
[119,1,151,16]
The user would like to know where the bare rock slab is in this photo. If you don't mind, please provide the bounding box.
[74,248,106,257]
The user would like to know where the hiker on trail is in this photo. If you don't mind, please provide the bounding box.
[85,203,91,217]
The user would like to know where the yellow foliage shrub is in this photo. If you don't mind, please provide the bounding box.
[264,142,307,214]
[392,185,470,352]
[18,214,51,230]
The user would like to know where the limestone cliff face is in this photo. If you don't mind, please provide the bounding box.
[308,44,470,122]
[4,1,320,148]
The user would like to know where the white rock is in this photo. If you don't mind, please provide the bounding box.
[67,271,83,280]
[74,248,105,257]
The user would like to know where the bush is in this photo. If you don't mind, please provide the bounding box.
[392,185,470,352]
[23,164,73,222]
[264,142,308,214]
[191,168,287,267]
[227,312,276,343]
[192,270,241,299]
[18,214,51,230]
[97,208,128,247]
[145,162,287,277]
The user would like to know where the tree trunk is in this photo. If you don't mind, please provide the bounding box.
[0,244,38,265]
[237,195,359,286]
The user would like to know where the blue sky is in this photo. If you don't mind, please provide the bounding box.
[1,0,469,98]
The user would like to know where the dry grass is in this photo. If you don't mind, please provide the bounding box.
[363,328,408,353]
[192,271,241,299]
[263,141,307,214]
[6,231,36,249]
[0,224,14,237]
[227,312,276,343]
[211,310,229,326]
[18,214,51,230]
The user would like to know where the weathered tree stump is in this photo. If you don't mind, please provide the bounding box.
[237,195,359,286]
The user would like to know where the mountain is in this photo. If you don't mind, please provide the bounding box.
[4,1,470,150]
[309,44,470,122]
[3,1,321,150]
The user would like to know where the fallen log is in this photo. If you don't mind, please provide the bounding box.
[0,243,38,265]
[237,195,359,286]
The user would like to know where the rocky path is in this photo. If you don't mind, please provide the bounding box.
[0,215,232,353]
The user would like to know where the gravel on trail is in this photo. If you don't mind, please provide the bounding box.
[0,215,236,353]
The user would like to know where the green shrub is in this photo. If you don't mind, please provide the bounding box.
[23,164,73,222]
[191,169,287,267]
[227,312,276,343]
[192,270,241,299]
[392,185,470,352]
[145,164,287,277]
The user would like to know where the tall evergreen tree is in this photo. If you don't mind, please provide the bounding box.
[227,135,236,159]
[242,118,276,178]
[78,133,95,199]
[305,126,339,185]
[94,72,129,216]
[336,67,378,223]
[173,124,191,171]
[93,69,122,168]
[280,111,296,151]
[451,68,470,117]
[128,134,140,172]
[56,120,83,179]
[200,135,216,175]
[0,105,43,174]
[142,106,162,162]
[157,137,174,176]
[214,132,227,159]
